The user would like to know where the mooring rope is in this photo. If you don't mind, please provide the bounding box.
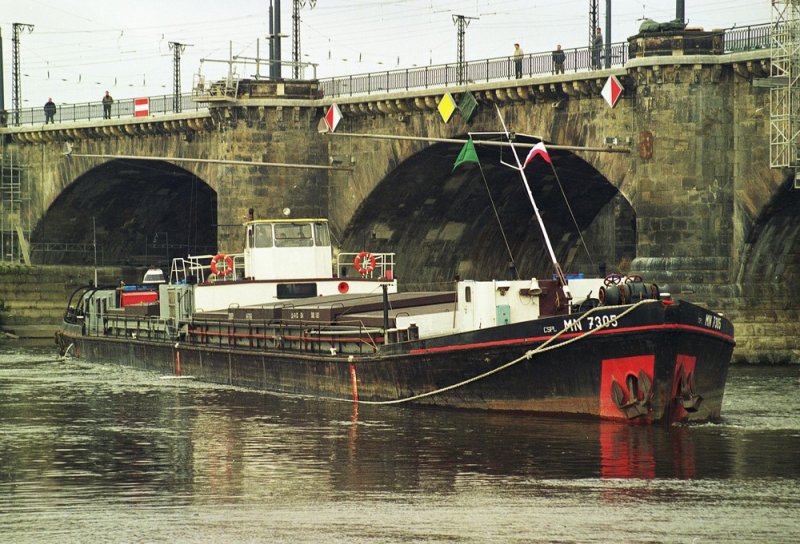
[350,298,659,406]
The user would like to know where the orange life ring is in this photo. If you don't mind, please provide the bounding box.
[210,253,234,277]
[353,251,376,275]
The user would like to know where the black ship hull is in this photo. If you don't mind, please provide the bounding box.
[57,299,733,424]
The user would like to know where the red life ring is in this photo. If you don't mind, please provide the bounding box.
[353,251,376,275]
[210,253,234,277]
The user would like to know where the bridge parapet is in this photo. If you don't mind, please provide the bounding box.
[3,112,215,145]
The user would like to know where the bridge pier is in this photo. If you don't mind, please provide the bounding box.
[627,62,735,289]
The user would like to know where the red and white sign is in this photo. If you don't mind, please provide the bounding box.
[134,97,150,117]
[601,75,623,108]
[324,103,342,132]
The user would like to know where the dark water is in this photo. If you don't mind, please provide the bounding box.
[1,345,799,543]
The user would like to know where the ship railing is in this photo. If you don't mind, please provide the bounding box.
[187,316,383,354]
[336,252,396,280]
[102,314,180,341]
[170,253,245,284]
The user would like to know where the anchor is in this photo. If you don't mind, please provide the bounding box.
[676,367,703,412]
[611,369,654,420]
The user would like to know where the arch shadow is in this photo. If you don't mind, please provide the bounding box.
[340,139,636,289]
[31,159,217,267]
[738,176,800,301]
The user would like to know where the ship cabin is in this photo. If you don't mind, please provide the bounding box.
[244,219,333,280]
[163,218,398,315]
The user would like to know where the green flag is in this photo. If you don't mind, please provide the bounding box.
[452,138,479,172]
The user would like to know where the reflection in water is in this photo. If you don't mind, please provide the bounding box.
[1,347,799,542]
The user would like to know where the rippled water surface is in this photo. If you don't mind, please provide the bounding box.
[1,345,799,543]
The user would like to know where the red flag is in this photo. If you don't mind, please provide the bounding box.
[523,141,551,167]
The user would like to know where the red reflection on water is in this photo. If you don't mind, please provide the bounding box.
[600,421,655,479]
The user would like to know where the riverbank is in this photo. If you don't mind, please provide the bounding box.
[0,264,139,340]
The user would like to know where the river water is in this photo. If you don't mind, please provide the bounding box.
[1,345,798,543]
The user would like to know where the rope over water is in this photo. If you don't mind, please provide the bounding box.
[345,299,659,406]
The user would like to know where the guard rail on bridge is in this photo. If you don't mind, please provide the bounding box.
[2,23,771,125]
[318,23,770,98]
[5,92,205,127]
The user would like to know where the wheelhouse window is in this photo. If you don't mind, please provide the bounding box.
[274,222,314,247]
[253,224,274,248]
[314,222,330,246]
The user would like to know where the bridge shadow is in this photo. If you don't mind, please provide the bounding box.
[340,139,635,289]
[30,159,217,268]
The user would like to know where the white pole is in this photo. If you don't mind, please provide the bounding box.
[494,105,570,298]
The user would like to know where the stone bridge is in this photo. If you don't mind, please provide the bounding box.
[1,47,795,363]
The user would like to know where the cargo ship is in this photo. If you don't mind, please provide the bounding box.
[55,212,733,423]
[55,118,734,424]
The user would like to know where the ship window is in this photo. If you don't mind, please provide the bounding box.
[314,222,330,246]
[253,224,273,248]
[275,223,313,247]
[465,286,472,302]
[277,283,318,299]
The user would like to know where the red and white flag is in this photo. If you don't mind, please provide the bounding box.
[523,141,551,167]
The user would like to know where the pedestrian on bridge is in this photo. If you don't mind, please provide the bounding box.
[513,43,523,79]
[552,44,566,74]
[102,91,113,119]
[44,98,56,124]
[592,27,603,69]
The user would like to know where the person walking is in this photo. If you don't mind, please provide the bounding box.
[44,98,56,124]
[513,43,523,79]
[552,44,566,74]
[592,27,603,69]
[102,91,113,119]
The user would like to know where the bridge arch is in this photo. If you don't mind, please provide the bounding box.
[340,140,635,287]
[738,177,800,292]
[31,159,217,267]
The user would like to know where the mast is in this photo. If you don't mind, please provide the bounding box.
[494,106,571,300]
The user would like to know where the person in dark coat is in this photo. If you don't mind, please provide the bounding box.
[552,44,566,74]
[44,98,56,124]
[102,91,113,119]
[592,27,603,69]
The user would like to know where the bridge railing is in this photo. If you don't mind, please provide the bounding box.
[320,41,628,97]
[6,92,206,127]
[319,22,771,98]
[2,23,772,123]
[723,23,772,52]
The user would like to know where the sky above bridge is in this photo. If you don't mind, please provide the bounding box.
[1,0,768,108]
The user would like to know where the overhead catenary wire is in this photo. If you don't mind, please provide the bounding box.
[7,0,762,104]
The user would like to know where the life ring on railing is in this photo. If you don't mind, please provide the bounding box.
[353,251,376,275]
[210,253,234,277]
